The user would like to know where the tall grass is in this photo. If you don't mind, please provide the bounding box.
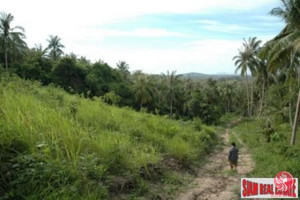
[0,76,217,199]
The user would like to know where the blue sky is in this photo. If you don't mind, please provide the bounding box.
[3,0,285,74]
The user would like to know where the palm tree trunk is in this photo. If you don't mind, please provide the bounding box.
[170,96,173,116]
[298,67,300,86]
[246,74,250,116]
[227,99,230,113]
[289,86,293,128]
[291,66,300,145]
[288,53,295,128]
[5,48,8,73]
[264,76,269,112]
[291,88,300,145]
[258,79,265,117]
[250,78,254,116]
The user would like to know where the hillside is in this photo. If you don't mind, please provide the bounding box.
[180,72,239,80]
[0,76,217,199]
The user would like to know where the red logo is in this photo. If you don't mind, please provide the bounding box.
[274,171,295,192]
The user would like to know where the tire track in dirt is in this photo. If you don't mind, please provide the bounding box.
[176,123,255,200]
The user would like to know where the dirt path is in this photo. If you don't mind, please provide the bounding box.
[176,127,255,200]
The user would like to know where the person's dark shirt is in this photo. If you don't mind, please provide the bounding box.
[228,146,239,161]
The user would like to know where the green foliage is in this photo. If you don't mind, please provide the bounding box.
[166,137,195,163]
[193,117,202,131]
[233,119,300,182]
[101,91,121,105]
[52,57,87,93]
[270,132,287,142]
[11,47,53,84]
[187,79,223,124]
[0,77,218,199]
[0,12,27,72]
[47,35,64,61]
[131,73,154,110]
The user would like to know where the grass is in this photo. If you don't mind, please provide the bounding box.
[228,131,243,148]
[0,76,218,199]
[223,169,238,177]
[232,118,300,194]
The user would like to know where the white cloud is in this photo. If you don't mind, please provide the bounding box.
[196,20,257,33]
[1,0,280,74]
[68,39,243,74]
[84,28,188,39]
[3,0,279,45]
[252,15,282,22]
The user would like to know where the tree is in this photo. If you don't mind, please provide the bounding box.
[0,12,27,72]
[261,0,300,145]
[85,61,121,96]
[116,60,130,80]
[52,57,87,93]
[233,37,261,116]
[186,79,223,124]
[254,60,269,116]
[101,91,121,105]
[162,71,182,116]
[131,74,153,110]
[219,80,235,113]
[15,44,52,84]
[47,35,64,61]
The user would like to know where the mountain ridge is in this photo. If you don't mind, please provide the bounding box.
[180,72,238,79]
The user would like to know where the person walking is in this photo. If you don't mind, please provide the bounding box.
[228,142,239,170]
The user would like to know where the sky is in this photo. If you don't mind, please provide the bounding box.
[3,0,285,74]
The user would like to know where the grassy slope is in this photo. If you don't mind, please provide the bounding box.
[233,118,300,189]
[0,76,217,199]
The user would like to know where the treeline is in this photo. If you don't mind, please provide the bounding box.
[2,0,300,134]
[1,48,246,124]
[0,12,247,124]
[233,0,300,145]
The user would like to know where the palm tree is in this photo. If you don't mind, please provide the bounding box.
[117,61,130,80]
[234,48,252,117]
[220,80,235,113]
[32,44,48,57]
[261,0,300,145]
[162,70,182,116]
[254,60,269,116]
[233,37,261,116]
[0,12,27,72]
[47,35,64,61]
[132,74,153,110]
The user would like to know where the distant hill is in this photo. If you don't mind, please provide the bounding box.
[180,72,239,79]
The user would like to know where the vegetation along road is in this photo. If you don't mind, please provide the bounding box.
[177,120,255,200]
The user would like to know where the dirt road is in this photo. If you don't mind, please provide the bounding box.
[177,129,254,200]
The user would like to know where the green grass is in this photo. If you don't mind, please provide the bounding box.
[0,76,218,199]
[223,169,238,177]
[233,118,300,184]
[228,131,243,148]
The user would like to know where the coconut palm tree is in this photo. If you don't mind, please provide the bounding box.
[117,60,130,80]
[0,12,27,72]
[254,60,270,116]
[261,0,300,145]
[47,35,64,61]
[233,48,250,116]
[233,37,261,116]
[162,70,182,116]
[220,80,235,113]
[132,74,153,110]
